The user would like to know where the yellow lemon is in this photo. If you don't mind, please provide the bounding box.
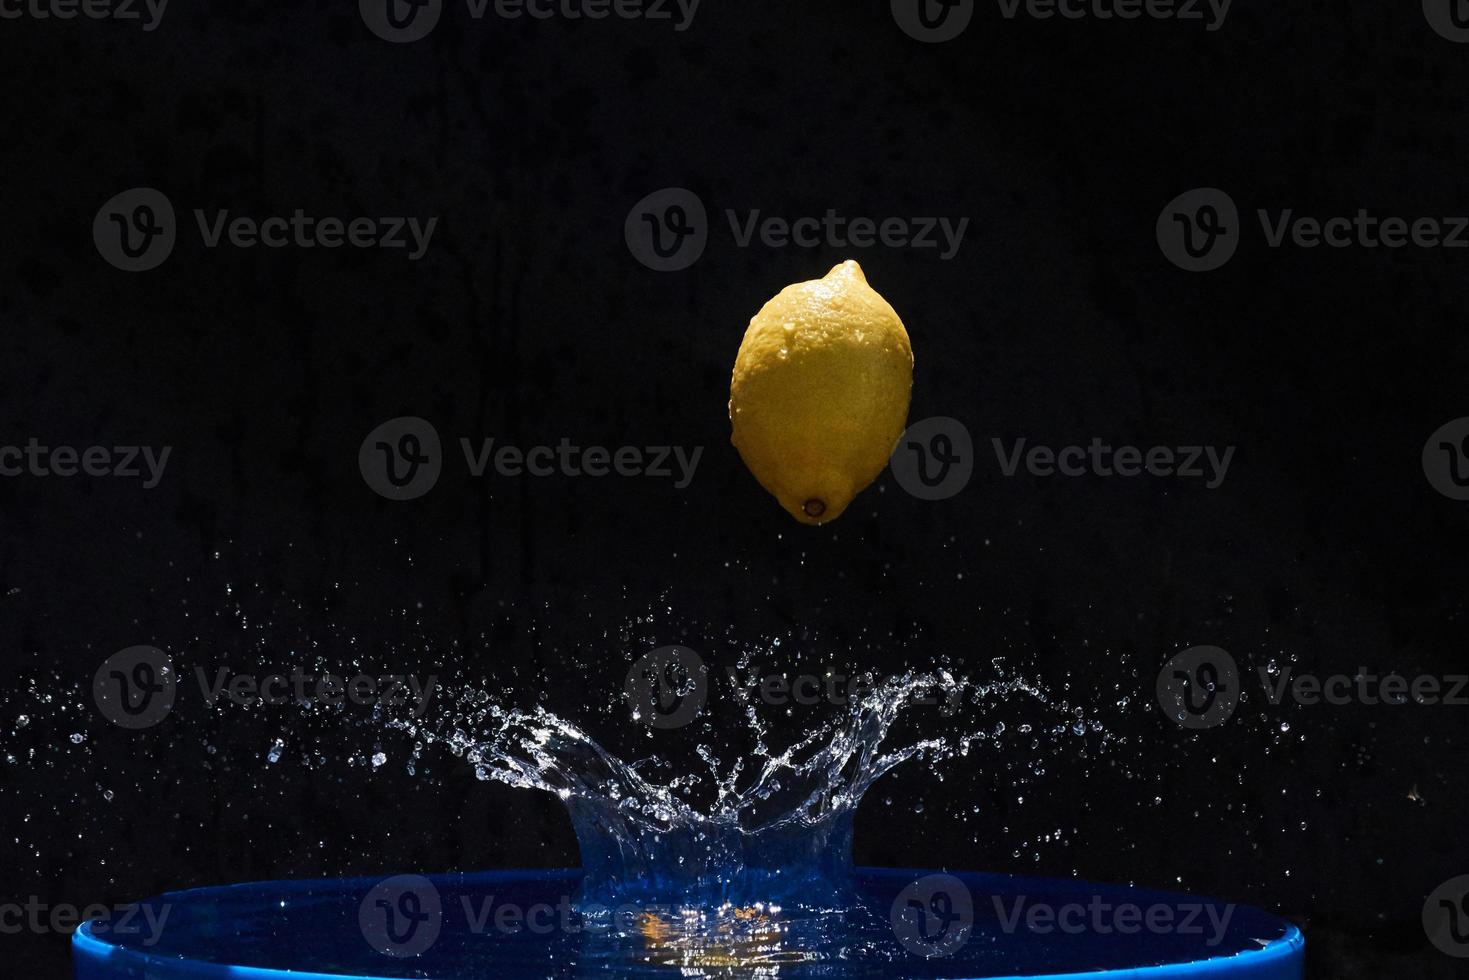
[729,260,913,525]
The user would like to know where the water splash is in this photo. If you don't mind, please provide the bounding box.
[387,666,1103,912]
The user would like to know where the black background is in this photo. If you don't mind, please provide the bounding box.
[2,1,1468,976]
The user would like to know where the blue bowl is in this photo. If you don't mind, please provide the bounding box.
[74,867,1303,979]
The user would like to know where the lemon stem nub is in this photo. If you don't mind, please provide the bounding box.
[803,499,826,518]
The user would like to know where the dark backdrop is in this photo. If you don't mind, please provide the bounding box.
[2,1,1467,976]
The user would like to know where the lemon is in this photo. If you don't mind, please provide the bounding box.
[729,260,913,525]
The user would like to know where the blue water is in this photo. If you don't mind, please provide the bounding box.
[74,867,1303,979]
